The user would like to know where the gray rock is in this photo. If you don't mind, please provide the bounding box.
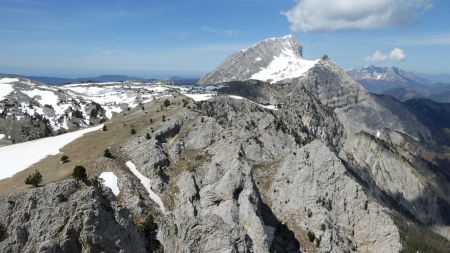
[0,180,147,253]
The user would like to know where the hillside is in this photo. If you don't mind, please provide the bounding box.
[0,35,449,252]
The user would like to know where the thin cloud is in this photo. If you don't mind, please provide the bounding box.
[387,33,450,46]
[283,0,433,32]
[201,26,239,36]
[364,50,388,62]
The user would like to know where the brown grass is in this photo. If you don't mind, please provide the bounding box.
[0,97,187,193]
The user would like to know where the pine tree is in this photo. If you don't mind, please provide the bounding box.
[25,170,42,187]
[163,99,171,107]
[73,166,87,181]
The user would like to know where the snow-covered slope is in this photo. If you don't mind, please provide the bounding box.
[0,77,108,143]
[0,125,102,180]
[0,78,222,144]
[197,35,318,85]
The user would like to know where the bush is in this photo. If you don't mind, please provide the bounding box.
[162,115,166,122]
[57,193,68,202]
[73,166,87,181]
[60,155,70,164]
[131,128,136,135]
[104,148,113,158]
[25,170,42,187]
[90,176,104,188]
[102,125,108,131]
[163,99,171,107]
[0,224,7,242]
[307,231,316,242]
[157,168,165,178]
[146,133,151,140]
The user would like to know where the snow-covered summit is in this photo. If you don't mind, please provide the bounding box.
[197,35,318,85]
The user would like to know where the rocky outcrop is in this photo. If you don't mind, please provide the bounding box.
[113,96,403,252]
[257,140,402,252]
[0,180,147,253]
[0,78,107,144]
[341,132,450,240]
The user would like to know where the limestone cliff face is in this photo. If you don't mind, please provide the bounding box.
[0,180,147,253]
[115,96,402,252]
[341,132,450,240]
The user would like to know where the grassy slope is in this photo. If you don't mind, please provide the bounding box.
[0,96,189,193]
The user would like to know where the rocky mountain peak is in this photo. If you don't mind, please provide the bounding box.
[197,35,317,85]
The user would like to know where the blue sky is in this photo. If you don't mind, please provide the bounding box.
[0,0,449,78]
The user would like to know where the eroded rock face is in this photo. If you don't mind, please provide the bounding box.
[296,60,432,145]
[113,96,403,252]
[341,132,450,240]
[258,141,402,253]
[0,180,147,253]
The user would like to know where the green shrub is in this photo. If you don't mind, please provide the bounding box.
[25,170,42,187]
[163,99,171,107]
[102,125,108,131]
[90,176,103,188]
[61,155,70,164]
[0,224,7,242]
[142,214,158,237]
[146,133,151,140]
[57,193,68,202]
[131,128,136,135]
[307,231,316,242]
[73,166,87,181]
[104,148,113,158]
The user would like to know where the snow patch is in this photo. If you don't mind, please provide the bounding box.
[261,104,277,110]
[0,125,103,180]
[185,93,215,101]
[251,48,317,83]
[126,161,166,212]
[255,57,262,62]
[229,95,244,100]
[0,134,4,139]
[376,130,381,139]
[99,172,120,196]
[0,78,17,100]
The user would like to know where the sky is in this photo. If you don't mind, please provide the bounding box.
[0,0,449,78]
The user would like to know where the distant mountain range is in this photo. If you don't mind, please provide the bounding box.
[0,73,199,85]
[347,65,450,102]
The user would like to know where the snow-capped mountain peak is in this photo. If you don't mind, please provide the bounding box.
[197,35,318,85]
[347,65,431,94]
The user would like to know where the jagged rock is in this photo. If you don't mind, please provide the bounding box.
[0,180,147,253]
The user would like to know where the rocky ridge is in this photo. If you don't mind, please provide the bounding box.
[1,35,450,253]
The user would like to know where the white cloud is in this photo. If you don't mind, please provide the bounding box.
[389,48,407,61]
[283,0,433,32]
[364,48,407,62]
[364,50,388,62]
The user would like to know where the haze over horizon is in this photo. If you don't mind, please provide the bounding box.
[1,0,450,78]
